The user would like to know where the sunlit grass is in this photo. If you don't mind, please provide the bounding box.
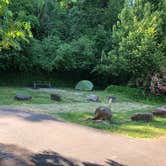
[56,111,166,138]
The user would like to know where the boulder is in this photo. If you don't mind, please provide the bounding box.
[108,96,117,102]
[131,113,153,122]
[14,94,32,101]
[87,94,99,102]
[153,106,166,117]
[93,106,112,120]
[50,94,61,101]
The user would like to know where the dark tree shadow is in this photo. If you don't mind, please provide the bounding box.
[32,151,100,166]
[0,108,126,166]
[0,143,116,166]
[106,159,126,166]
[0,144,33,166]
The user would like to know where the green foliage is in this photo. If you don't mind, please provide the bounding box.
[30,36,61,71]
[75,80,94,91]
[29,35,95,71]
[96,0,166,88]
[0,0,32,50]
[0,0,125,75]
[55,43,75,71]
[1,0,165,94]
[55,36,96,71]
[9,0,43,37]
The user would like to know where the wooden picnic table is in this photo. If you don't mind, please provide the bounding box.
[33,81,51,89]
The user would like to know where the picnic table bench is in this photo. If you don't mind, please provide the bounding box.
[33,81,51,89]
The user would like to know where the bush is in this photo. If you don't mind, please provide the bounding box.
[106,85,166,104]
[106,85,143,98]
[150,71,166,95]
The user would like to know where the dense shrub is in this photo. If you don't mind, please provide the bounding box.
[106,85,166,104]
[150,70,166,95]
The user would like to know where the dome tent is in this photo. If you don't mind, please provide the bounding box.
[75,80,94,91]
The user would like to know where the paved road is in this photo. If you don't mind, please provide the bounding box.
[0,107,166,166]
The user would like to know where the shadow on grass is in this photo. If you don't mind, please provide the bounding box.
[0,108,62,122]
[0,143,125,166]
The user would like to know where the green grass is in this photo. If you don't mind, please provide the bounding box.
[0,87,87,105]
[106,85,166,105]
[0,87,54,105]
[56,110,166,138]
[0,86,165,138]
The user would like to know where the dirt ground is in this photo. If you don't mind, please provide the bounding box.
[0,107,166,166]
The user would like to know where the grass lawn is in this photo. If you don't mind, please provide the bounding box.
[56,110,166,138]
[0,86,165,138]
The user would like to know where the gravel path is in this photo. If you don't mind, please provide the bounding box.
[0,107,166,166]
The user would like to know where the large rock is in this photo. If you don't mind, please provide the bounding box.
[87,94,99,102]
[153,106,166,117]
[50,94,61,101]
[14,94,32,101]
[131,113,153,122]
[93,106,112,120]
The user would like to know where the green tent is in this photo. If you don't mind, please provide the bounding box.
[75,80,94,91]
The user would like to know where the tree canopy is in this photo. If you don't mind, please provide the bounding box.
[0,0,32,50]
[0,0,165,93]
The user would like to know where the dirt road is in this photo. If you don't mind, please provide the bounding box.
[0,107,166,166]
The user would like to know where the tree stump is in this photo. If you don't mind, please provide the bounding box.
[50,94,61,101]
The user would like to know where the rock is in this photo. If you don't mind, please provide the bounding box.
[87,94,99,102]
[14,94,32,101]
[108,96,117,102]
[131,113,153,122]
[50,94,61,101]
[93,106,112,120]
[153,106,166,117]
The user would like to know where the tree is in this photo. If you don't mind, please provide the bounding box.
[0,0,32,50]
[96,0,166,87]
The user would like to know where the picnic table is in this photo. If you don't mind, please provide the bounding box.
[33,81,51,89]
